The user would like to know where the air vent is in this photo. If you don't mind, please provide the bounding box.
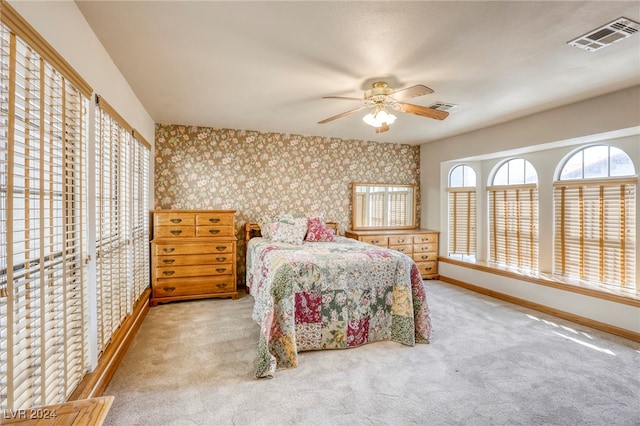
[568,17,640,51]
[428,102,458,111]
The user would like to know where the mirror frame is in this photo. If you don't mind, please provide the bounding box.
[351,182,417,230]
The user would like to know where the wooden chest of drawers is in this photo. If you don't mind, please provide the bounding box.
[344,228,440,279]
[151,210,237,306]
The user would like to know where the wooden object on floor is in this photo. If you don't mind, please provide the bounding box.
[1,396,114,425]
[151,210,238,306]
[345,228,440,279]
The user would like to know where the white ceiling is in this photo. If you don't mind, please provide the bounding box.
[75,1,640,145]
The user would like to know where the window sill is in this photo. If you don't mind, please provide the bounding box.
[439,256,640,307]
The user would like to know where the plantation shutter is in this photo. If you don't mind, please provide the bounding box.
[448,188,476,255]
[554,179,636,287]
[0,10,91,410]
[488,184,538,269]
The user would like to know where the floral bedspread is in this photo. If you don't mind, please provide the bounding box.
[246,236,431,378]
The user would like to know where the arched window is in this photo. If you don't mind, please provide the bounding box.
[448,165,476,257]
[554,145,636,288]
[488,159,538,270]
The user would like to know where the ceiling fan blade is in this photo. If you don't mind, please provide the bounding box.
[399,102,449,120]
[391,84,434,101]
[322,96,365,102]
[375,123,390,133]
[318,106,366,124]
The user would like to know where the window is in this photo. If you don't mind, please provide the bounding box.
[95,97,150,354]
[0,11,92,410]
[554,145,636,288]
[488,159,538,270]
[448,165,476,256]
[0,3,150,410]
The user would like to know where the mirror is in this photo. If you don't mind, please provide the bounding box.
[352,183,416,230]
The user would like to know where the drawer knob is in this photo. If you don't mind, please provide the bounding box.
[371,240,379,244]
[209,218,221,223]
[215,256,227,262]
[216,283,227,289]
[216,268,226,273]
[208,229,220,234]
[421,255,429,260]
[215,246,227,251]
[169,218,182,224]
[398,239,405,243]
[162,259,175,264]
[163,286,176,292]
[424,267,432,271]
[162,270,175,276]
[170,230,182,235]
[162,248,175,253]
[398,248,405,252]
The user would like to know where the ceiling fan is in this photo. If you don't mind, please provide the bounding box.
[318,82,449,133]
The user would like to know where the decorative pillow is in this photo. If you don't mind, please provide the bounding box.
[305,216,336,242]
[272,214,308,245]
[257,215,279,240]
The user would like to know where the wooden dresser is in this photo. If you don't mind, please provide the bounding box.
[151,209,237,306]
[345,228,440,279]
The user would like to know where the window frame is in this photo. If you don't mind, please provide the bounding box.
[447,164,477,257]
[487,159,539,271]
[554,145,636,289]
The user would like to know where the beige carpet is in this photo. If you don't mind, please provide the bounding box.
[103,281,640,426]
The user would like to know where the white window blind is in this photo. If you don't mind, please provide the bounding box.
[388,191,408,227]
[131,131,150,303]
[554,179,636,288]
[488,184,539,270]
[0,17,90,410]
[369,191,385,227]
[95,97,150,355]
[448,188,476,255]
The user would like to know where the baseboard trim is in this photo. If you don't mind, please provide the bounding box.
[439,275,640,343]
[69,287,151,400]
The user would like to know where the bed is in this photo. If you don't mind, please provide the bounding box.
[245,217,432,378]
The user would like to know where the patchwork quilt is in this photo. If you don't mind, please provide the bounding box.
[246,236,432,378]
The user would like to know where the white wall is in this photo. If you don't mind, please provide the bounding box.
[8,0,155,143]
[421,85,640,230]
[420,85,640,335]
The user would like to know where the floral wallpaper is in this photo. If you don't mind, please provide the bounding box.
[154,124,420,285]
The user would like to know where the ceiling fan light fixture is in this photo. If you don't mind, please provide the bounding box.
[362,108,396,128]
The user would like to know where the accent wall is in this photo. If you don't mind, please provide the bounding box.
[154,123,421,284]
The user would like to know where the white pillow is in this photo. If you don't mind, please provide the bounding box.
[272,215,308,245]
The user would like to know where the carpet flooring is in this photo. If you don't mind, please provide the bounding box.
[103,281,640,426]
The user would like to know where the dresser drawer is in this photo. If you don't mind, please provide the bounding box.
[416,261,437,276]
[196,213,234,227]
[154,226,196,238]
[154,242,234,256]
[154,276,235,297]
[414,243,438,253]
[361,236,388,246]
[413,252,437,262]
[154,212,195,226]
[390,244,413,255]
[413,234,438,245]
[156,264,233,279]
[388,235,412,245]
[156,253,233,266]
[196,225,235,237]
